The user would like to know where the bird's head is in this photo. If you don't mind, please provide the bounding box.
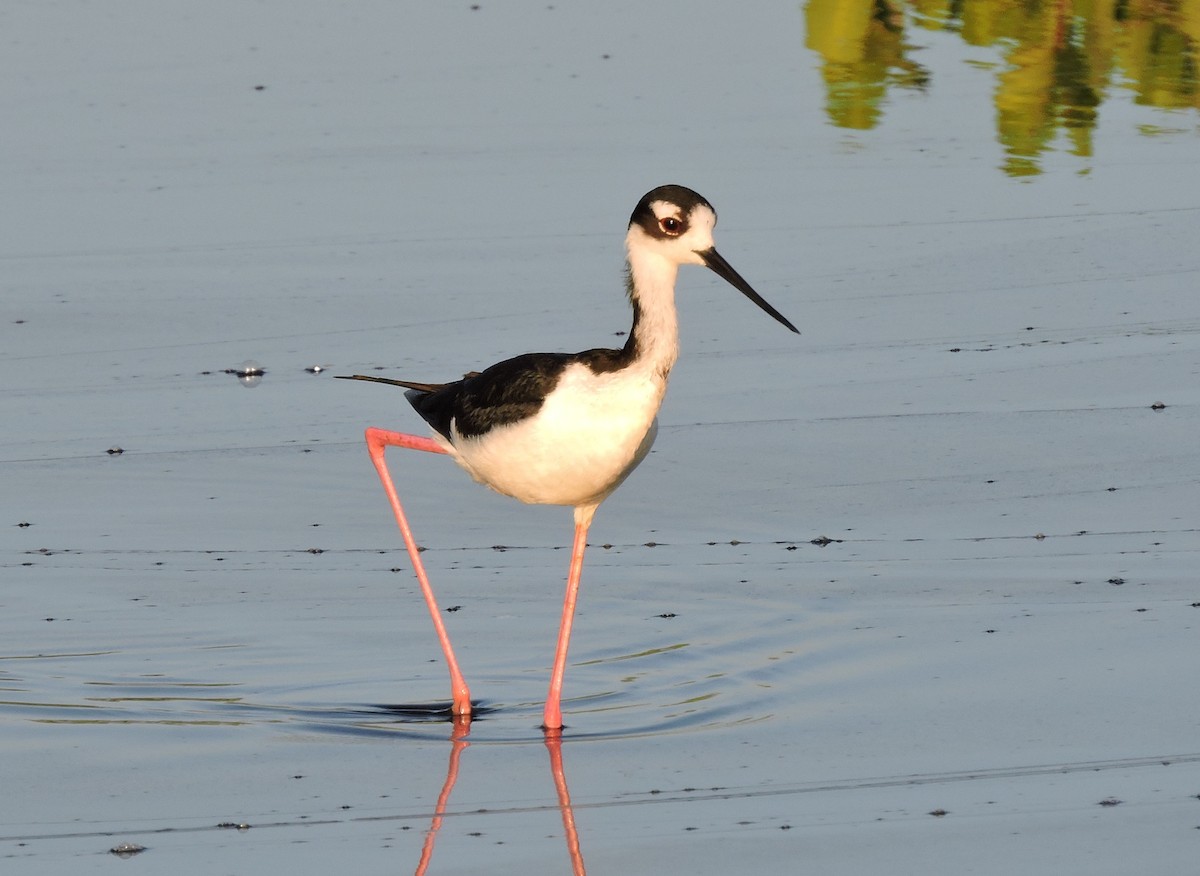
[626,185,799,333]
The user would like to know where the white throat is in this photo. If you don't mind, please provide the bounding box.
[624,229,682,380]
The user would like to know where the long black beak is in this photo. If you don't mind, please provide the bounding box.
[699,248,799,334]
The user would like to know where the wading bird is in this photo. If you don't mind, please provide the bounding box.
[339,185,798,729]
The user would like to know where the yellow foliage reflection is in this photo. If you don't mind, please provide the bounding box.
[804,0,1199,176]
[805,0,929,129]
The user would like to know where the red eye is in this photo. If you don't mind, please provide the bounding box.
[659,216,682,235]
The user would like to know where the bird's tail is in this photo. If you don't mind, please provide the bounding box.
[334,374,444,393]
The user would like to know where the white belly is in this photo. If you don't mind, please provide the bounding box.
[444,362,666,508]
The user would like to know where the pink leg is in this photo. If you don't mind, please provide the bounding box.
[543,506,596,730]
[364,427,471,717]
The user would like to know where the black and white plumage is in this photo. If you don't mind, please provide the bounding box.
[338,185,797,729]
[340,184,798,524]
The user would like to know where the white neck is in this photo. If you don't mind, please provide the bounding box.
[624,236,681,381]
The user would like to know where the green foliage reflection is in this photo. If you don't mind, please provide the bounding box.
[804,0,1199,175]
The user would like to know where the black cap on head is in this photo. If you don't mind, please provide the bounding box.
[629,184,714,235]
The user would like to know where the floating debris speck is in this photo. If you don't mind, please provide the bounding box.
[810,535,843,547]
[225,360,265,388]
[109,842,146,858]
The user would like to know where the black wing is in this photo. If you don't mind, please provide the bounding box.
[338,351,581,441]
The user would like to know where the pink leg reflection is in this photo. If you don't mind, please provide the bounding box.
[414,716,471,876]
[544,728,587,876]
[412,722,588,875]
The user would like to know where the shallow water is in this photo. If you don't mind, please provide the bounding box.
[4,1,1200,873]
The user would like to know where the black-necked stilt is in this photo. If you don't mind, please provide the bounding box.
[339,184,798,729]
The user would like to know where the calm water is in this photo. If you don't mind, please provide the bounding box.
[3,1,1199,873]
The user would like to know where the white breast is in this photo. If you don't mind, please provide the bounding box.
[446,362,667,508]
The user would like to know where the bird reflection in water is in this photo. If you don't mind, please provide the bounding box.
[414,718,586,876]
